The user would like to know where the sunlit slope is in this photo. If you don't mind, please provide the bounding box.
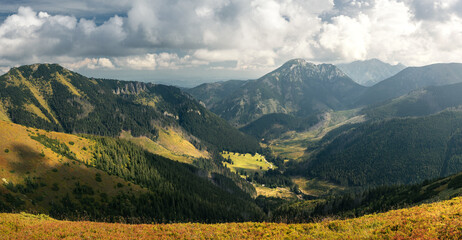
[0,120,146,214]
[120,129,209,164]
[0,63,260,154]
[0,120,264,223]
[2,197,462,239]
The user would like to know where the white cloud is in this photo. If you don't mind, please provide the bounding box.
[1,0,462,82]
[64,58,115,70]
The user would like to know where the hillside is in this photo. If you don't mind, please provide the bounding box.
[272,169,462,223]
[0,64,259,154]
[209,59,366,125]
[363,82,462,119]
[337,59,405,86]
[240,113,320,141]
[0,120,264,223]
[293,110,462,186]
[185,80,249,109]
[2,196,462,239]
[358,63,462,105]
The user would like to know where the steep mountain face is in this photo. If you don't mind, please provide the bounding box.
[357,63,462,106]
[364,82,462,119]
[210,59,366,126]
[185,80,249,109]
[293,110,462,187]
[337,59,405,86]
[0,64,259,153]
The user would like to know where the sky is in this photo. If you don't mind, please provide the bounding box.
[1,0,462,87]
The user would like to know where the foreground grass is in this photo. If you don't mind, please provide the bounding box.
[2,197,462,239]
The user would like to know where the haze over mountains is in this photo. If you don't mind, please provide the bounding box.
[337,59,406,86]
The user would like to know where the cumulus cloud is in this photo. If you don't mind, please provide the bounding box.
[1,0,462,82]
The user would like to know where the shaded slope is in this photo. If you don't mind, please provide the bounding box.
[294,110,462,186]
[185,80,249,109]
[358,63,462,105]
[364,82,462,119]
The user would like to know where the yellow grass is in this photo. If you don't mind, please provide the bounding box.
[52,72,82,97]
[120,129,209,164]
[221,151,273,175]
[10,69,60,124]
[0,101,10,122]
[254,184,297,199]
[2,197,462,239]
[292,177,346,197]
[23,103,51,122]
[0,120,146,211]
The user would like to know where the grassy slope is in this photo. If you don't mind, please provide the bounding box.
[221,151,273,175]
[120,129,209,164]
[2,196,462,239]
[0,120,146,212]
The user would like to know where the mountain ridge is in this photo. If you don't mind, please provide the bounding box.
[0,63,260,153]
[206,59,366,126]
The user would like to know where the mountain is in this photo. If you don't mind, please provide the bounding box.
[357,63,462,106]
[185,80,249,109]
[364,82,462,119]
[337,59,405,86]
[209,59,366,126]
[292,110,462,187]
[0,63,259,153]
[0,120,264,222]
[240,113,320,141]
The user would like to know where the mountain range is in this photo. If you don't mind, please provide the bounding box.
[0,63,259,154]
[189,59,365,126]
[4,58,462,227]
[358,63,462,105]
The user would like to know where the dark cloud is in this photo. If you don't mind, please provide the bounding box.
[321,0,375,22]
[408,0,462,21]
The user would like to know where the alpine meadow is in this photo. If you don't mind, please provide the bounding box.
[2,1,462,239]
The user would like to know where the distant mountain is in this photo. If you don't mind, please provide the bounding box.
[364,82,462,119]
[357,63,462,106]
[185,80,249,109]
[293,110,462,187]
[337,59,405,86]
[0,64,259,153]
[209,59,366,126]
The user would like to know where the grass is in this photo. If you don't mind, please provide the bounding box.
[254,184,297,199]
[119,129,209,164]
[2,197,462,239]
[292,177,347,197]
[221,151,273,175]
[0,120,146,212]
